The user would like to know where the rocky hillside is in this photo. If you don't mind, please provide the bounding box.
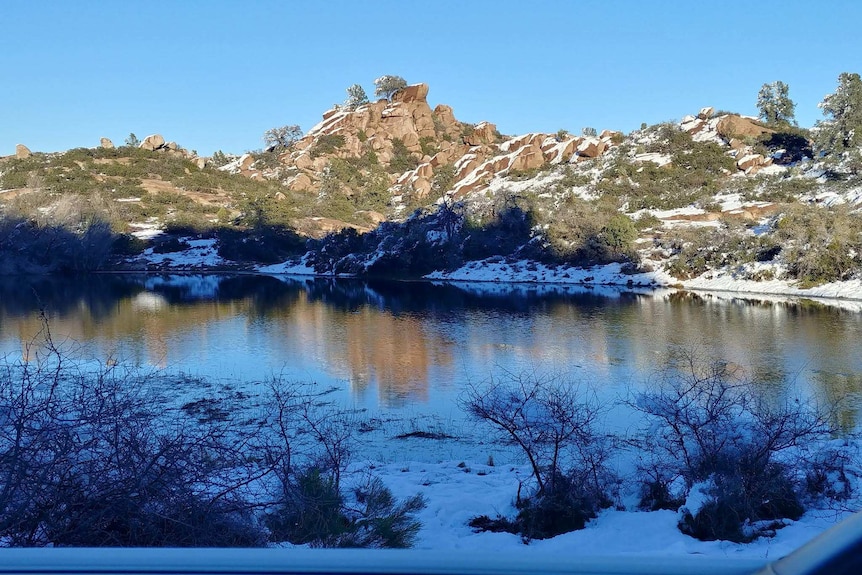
[2,81,862,290]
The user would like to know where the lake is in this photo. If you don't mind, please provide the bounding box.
[1,274,861,431]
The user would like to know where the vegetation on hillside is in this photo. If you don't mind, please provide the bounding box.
[2,71,862,284]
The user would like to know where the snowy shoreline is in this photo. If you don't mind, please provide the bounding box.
[124,236,862,310]
[253,255,862,311]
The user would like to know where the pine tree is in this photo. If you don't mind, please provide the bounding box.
[344,84,369,109]
[756,81,796,126]
[816,72,862,154]
[374,75,407,100]
[263,125,302,152]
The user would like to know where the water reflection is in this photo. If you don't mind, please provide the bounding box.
[1,274,861,417]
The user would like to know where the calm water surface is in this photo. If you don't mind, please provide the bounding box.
[1,274,860,426]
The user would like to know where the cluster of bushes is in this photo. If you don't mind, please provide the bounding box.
[631,351,837,542]
[0,328,425,547]
[301,187,643,277]
[774,204,862,287]
[464,351,848,543]
[463,372,614,540]
[597,127,736,211]
[661,204,862,287]
[661,224,780,280]
[535,193,639,265]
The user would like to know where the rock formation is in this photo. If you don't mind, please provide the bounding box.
[100,137,114,149]
[243,83,620,211]
[15,144,31,159]
[140,134,166,151]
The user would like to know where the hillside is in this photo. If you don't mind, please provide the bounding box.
[2,82,862,296]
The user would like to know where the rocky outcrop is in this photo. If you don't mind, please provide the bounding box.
[679,109,782,175]
[100,137,114,149]
[15,144,31,159]
[391,83,429,103]
[716,116,774,140]
[140,134,166,151]
[250,82,619,217]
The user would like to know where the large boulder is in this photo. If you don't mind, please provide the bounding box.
[576,137,607,158]
[716,116,774,140]
[238,153,255,171]
[698,107,714,120]
[100,137,114,149]
[509,144,545,171]
[15,144,31,159]
[289,173,314,191]
[140,134,166,151]
[464,121,498,146]
[391,83,429,104]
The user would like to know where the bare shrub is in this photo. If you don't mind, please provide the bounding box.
[632,349,838,542]
[0,321,267,546]
[462,370,614,539]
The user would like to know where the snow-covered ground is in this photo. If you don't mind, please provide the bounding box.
[309,408,861,558]
[369,458,855,557]
[422,258,862,310]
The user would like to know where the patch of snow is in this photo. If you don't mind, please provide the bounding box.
[138,238,226,268]
[632,152,672,167]
[258,254,318,275]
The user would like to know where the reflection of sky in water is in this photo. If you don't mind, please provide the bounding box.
[1,275,861,428]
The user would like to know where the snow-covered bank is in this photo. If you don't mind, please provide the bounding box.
[123,234,862,310]
[423,258,862,310]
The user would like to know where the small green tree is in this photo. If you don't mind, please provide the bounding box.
[263,125,303,152]
[816,72,862,155]
[124,133,140,147]
[600,213,638,257]
[345,84,369,109]
[582,127,597,137]
[757,81,796,126]
[374,75,407,100]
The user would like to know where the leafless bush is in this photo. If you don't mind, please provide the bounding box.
[462,370,614,539]
[0,321,268,546]
[632,349,839,542]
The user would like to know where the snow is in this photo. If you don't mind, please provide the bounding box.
[258,255,318,275]
[356,455,857,558]
[632,152,672,167]
[138,238,226,268]
[130,222,163,240]
[422,257,862,309]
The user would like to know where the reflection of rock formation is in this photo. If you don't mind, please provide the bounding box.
[327,309,454,407]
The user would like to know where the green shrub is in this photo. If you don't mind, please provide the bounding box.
[514,472,609,540]
[266,467,349,546]
[388,138,419,173]
[266,468,425,548]
[419,136,438,157]
[775,204,862,286]
[310,134,346,158]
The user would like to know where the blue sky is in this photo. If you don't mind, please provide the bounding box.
[2,1,861,156]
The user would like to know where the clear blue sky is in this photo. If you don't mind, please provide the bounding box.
[2,1,861,156]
